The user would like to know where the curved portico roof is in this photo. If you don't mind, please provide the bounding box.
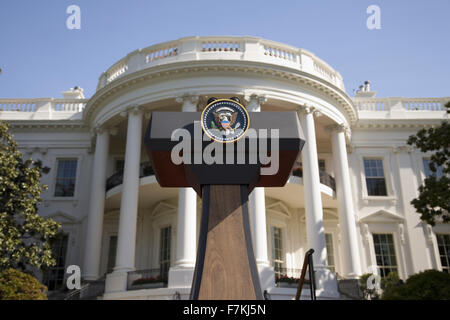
[84,36,357,127]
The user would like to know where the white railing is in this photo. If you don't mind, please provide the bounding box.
[201,39,241,52]
[144,40,180,63]
[0,98,88,120]
[354,97,449,112]
[96,36,345,91]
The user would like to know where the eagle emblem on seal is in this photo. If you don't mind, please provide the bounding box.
[212,107,240,135]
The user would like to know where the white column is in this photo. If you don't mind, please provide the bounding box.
[299,106,338,297]
[246,94,270,265]
[330,125,362,278]
[83,127,110,280]
[175,188,197,267]
[169,94,198,288]
[249,188,270,266]
[105,105,143,293]
[299,107,328,267]
[246,93,274,290]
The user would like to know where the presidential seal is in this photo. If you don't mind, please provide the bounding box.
[201,98,250,143]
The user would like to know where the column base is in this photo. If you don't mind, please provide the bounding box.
[257,263,275,291]
[104,271,128,293]
[168,266,195,288]
[314,267,340,298]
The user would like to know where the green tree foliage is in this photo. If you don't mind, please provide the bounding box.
[382,270,450,300]
[0,268,48,300]
[0,121,60,271]
[407,102,450,226]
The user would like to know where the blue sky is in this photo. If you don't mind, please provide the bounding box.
[0,0,449,99]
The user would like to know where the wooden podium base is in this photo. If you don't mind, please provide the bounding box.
[190,185,264,300]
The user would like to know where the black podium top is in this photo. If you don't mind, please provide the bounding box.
[145,111,304,196]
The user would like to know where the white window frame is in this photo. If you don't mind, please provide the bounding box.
[158,225,172,279]
[267,207,292,271]
[150,208,176,270]
[421,157,444,180]
[436,233,450,273]
[364,223,406,280]
[363,157,389,197]
[48,155,82,200]
[356,150,396,201]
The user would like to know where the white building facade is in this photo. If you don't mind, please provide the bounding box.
[1,36,449,300]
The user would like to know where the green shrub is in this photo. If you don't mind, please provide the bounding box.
[0,268,48,300]
[382,270,450,300]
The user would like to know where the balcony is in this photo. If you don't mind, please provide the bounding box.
[292,168,336,192]
[106,162,335,193]
[106,161,155,191]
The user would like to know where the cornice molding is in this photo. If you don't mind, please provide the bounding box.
[5,120,87,130]
[392,145,413,154]
[354,121,441,129]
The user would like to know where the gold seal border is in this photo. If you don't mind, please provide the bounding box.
[200,98,251,144]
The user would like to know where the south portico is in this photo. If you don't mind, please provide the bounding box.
[76,36,365,300]
[81,93,360,299]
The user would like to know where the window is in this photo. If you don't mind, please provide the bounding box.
[115,159,125,173]
[423,159,444,179]
[54,159,78,197]
[43,234,69,290]
[373,234,398,278]
[159,226,171,281]
[325,233,335,273]
[437,234,450,274]
[106,236,118,274]
[364,158,388,196]
[271,226,284,278]
[318,159,326,172]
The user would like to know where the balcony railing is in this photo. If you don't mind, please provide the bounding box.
[0,98,88,121]
[354,97,450,113]
[292,168,336,192]
[127,269,168,291]
[96,36,345,91]
[106,161,155,191]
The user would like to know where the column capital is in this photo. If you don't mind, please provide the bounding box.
[176,93,200,105]
[326,123,352,141]
[298,104,316,115]
[120,104,144,117]
[91,125,118,137]
[244,93,267,105]
[325,123,347,134]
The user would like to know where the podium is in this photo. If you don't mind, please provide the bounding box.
[145,100,304,300]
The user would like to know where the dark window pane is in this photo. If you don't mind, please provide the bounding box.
[42,234,68,290]
[54,159,77,197]
[373,234,397,278]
